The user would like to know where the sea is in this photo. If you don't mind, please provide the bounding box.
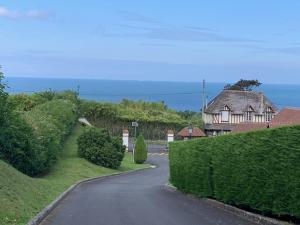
[4,77,300,111]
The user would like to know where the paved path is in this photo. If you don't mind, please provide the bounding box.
[41,155,257,225]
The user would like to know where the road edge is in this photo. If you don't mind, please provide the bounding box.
[164,183,292,225]
[27,166,152,225]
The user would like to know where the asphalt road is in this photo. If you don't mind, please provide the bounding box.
[41,155,257,225]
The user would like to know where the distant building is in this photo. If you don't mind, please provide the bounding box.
[177,127,206,140]
[271,107,300,126]
[232,107,300,133]
[203,90,277,135]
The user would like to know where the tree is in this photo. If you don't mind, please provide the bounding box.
[224,79,261,91]
[134,134,147,164]
[0,66,9,127]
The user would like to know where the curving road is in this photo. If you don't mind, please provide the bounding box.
[41,155,257,225]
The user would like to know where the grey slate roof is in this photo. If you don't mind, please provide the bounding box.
[204,90,277,114]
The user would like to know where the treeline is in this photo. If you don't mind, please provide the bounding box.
[169,125,300,219]
[79,99,202,140]
[0,73,78,176]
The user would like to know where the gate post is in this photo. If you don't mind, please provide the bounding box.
[122,129,129,151]
[167,130,174,143]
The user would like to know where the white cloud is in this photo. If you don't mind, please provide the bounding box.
[0,6,51,20]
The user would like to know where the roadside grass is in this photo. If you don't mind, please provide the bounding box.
[0,124,149,225]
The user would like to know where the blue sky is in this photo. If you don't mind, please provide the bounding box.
[0,1,300,84]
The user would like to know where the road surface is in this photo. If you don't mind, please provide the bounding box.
[41,155,257,225]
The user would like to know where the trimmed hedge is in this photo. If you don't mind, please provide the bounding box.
[169,125,300,218]
[1,99,77,176]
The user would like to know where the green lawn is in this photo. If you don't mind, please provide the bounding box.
[0,124,149,225]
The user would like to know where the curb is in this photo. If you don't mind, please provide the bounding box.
[164,184,292,225]
[27,166,152,225]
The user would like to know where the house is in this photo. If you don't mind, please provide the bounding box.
[203,90,277,135]
[177,127,206,140]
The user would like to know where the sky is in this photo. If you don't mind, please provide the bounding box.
[0,1,300,84]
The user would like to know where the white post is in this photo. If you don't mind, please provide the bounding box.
[167,130,174,143]
[122,129,129,152]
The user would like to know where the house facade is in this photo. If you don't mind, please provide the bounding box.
[203,90,277,135]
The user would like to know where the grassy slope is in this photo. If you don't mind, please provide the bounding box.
[0,124,149,225]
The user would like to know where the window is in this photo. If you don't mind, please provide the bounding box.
[246,111,252,122]
[245,105,254,122]
[265,112,273,122]
[221,110,229,122]
[265,107,273,122]
[221,105,230,122]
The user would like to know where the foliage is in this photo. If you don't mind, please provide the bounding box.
[0,111,42,176]
[0,69,41,176]
[8,90,79,112]
[79,99,201,139]
[77,127,125,169]
[0,124,149,225]
[0,67,9,128]
[1,98,77,176]
[224,79,261,91]
[20,99,77,175]
[178,110,203,128]
[134,134,147,164]
[169,125,300,218]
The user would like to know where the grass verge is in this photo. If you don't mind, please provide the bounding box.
[0,124,149,225]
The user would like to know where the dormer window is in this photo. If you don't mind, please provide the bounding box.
[245,106,254,122]
[221,105,230,122]
[265,107,273,122]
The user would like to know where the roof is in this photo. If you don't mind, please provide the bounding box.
[232,107,300,133]
[177,127,206,137]
[271,107,300,125]
[205,123,236,131]
[232,123,269,133]
[205,90,277,115]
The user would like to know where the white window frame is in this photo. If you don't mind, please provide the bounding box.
[221,110,229,122]
[246,111,252,122]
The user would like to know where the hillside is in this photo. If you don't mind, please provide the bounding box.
[0,125,148,225]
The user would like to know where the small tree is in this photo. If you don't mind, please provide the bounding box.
[134,134,147,164]
[224,79,261,91]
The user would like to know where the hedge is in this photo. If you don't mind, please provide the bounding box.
[169,125,300,218]
[78,99,199,140]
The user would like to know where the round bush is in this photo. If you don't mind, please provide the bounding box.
[77,127,125,169]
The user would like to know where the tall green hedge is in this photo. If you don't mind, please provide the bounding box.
[169,125,300,218]
[22,99,77,174]
[79,99,201,139]
[1,99,77,176]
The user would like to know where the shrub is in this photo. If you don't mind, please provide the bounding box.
[77,127,125,169]
[134,134,147,164]
[0,112,43,176]
[169,125,300,218]
[8,90,79,112]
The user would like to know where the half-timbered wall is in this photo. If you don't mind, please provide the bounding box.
[204,112,275,124]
